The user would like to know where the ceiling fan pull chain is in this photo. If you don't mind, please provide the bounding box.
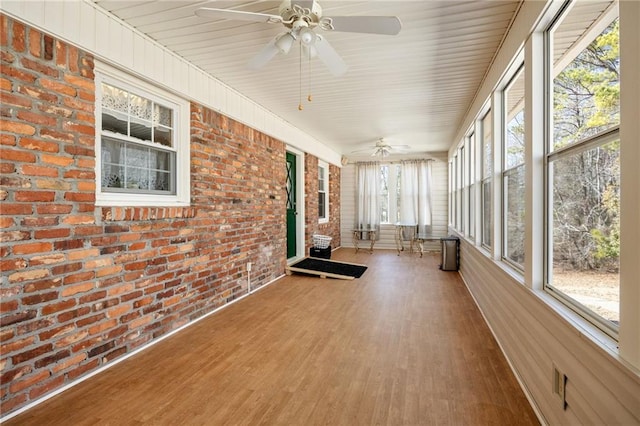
[298,44,303,111]
[308,47,312,103]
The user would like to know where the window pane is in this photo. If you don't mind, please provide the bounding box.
[153,127,172,147]
[550,140,620,324]
[102,138,124,188]
[101,82,175,147]
[318,193,326,218]
[482,110,492,178]
[152,171,170,192]
[481,109,492,248]
[102,137,175,194]
[553,16,619,151]
[318,166,325,191]
[155,104,172,127]
[482,179,492,247]
[125,144,150,190]
[395,165,401,223]
[505,69,525,169]
[130,93,152,121]
[469,133,475,238]
[505,165,525,266]
[460,147,466,234]
[130,120,153,142]
[469,182,475,239]
[102,83,128,114]
[380,166,389,223]
[102,110,128,135]
[318,164,327,220]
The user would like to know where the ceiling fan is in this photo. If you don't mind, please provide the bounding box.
[195,0,402,77]
[351,138,411,158]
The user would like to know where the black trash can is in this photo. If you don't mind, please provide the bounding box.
[310,245,331,259]
[439,237,459,271]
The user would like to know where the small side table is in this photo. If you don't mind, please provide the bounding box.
[413,233,440,258]
[395,223,417,255]
[352,228,376,254]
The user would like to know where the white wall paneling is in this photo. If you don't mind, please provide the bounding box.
[460,241,640,424]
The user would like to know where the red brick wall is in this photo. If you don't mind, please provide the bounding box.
[0,15,286,417]
[304,154,341,252]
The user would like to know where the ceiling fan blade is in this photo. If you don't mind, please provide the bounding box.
[313,35,347,76]
[247,36,281,70]
[291,1,315,9]
[195,7,283,24]
[323,16,402,35]
[350,148,375,154]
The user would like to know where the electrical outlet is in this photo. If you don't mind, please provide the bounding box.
[552,365,567,410]
[247,262,252,272]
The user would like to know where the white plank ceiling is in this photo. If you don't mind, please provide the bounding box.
[92,0,523,159]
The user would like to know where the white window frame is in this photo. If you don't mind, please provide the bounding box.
[318,160,329,223]
[467,130,476,240]
[95,61,190,207]
[501,63,526,272]
[544,3,621,337]
[480,108,493,249]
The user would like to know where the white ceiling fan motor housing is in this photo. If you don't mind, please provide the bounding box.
[279,0,323,28]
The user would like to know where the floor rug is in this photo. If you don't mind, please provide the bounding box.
[286,257,368,280]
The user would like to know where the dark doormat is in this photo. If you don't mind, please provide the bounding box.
[286,257,368,280]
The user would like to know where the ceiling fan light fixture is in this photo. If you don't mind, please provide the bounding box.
[373,147,390,158]
[299,27,316,46]
[275,32,296,53]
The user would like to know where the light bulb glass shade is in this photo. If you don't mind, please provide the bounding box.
[299,27,316,46]
[275,32,295,54]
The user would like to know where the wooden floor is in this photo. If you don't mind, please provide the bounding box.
[5,249,539,425]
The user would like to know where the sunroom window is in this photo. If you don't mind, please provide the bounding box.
[546,1,620,333]
[481,109,493,249]
[503,66,525,270]
[467,131,476,239]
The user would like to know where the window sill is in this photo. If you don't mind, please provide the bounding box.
[100,206,197,222]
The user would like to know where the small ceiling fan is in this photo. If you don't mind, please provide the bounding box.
[195,0,402,76]
[351,138,411,157]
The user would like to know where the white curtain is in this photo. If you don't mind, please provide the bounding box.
[399,160,433,234]
[355,162,381,236]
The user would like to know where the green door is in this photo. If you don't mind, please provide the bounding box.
[286,152,297,258]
